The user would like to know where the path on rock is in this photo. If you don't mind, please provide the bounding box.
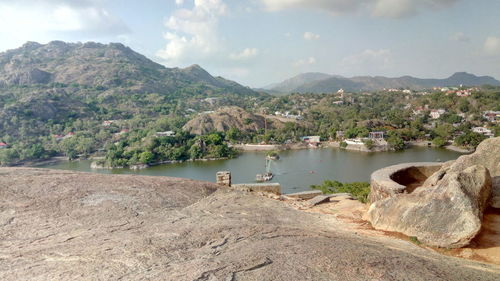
[0,168,499,280]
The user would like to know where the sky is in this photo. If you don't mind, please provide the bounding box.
[1,0,500,87]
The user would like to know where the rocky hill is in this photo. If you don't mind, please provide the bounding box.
[0,167,499,280]
[0,41,257,95]
[269,72,500,93]
[183,106,287,135]
[0,41,263,138]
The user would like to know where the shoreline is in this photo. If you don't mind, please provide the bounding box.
[90,156,231,170]
[22,144,466,171]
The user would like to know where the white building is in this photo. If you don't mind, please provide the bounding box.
[156,131,176,137]
[472,127,494,137]
[430,109,446,119]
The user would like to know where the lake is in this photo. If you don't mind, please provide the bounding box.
[39,147,463,194]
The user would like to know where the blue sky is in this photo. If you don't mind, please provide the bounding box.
[1,0,499,87]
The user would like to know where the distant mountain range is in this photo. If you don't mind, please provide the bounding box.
[266,72,500,94]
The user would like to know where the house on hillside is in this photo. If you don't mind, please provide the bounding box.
[302,136,321,147]
[0,142,8,149]
[64,132,75,139]
[430,109,446,119]
[156,131,176,137]
[456,90,471,97]
[483,111,500,122]
[102,120,116,127]
[472,127,494,137]
[413,106,424,115]
[369,132,385,139]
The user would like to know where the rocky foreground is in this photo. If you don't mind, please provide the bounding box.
[1,168,499,280]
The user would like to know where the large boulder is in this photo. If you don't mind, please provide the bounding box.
[424,137,500,208]
[368,165,492,248]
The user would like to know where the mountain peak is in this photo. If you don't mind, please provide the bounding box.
[0,41,259,96]
[21,41,42,48]
[449,72,476,78]
[184,64,204,71]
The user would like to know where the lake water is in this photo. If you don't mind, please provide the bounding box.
[40,147,463,194]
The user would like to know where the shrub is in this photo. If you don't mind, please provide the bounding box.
[363,139,374,150]
[311,180,371,203]
[432,136,446,147]
[340,141,348,148]
[409,236,422,245]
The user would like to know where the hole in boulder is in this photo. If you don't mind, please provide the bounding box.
[390,166,441,193]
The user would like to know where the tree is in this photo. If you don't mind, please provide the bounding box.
[433,124,454,139]
[454,131,487,148]
[0,149,19,166]
[189,144,203,159]
[387,134,405,150]
[432,137,446,147]
[139,151,154,164]
[60,138,78,160]
[225,127,241,143]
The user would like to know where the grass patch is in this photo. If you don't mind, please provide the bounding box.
[409,236,422,245]
[311,180,370,203]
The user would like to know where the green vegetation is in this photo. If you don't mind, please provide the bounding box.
[311,180,371,203]
[363,139,374,150]
[454,131,488,148]
[103,131,237,168]
[1,41,499,167]
[409,236,422,245]
[432,137,447,147]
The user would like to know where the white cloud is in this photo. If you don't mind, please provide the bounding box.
[303,31,320,40]
[260,0,362,14]
[0,1,127,36]
[175,0,185,5]
[260,0,460,18]
[450,32,470,42]
[229,48,259,60]
[341,49,392,68]
[484,36,500,56]
[156,0,228,64]
[293,57,316,67]
[0,0,129,51]
[372,0,459,18]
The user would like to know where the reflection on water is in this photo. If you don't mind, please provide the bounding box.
[40,147,463,194]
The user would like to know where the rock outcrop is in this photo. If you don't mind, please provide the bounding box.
[368,137,500,248]
[183,106,286,135]
[424,137,500,208]
[1,167,499,280]
[368,165,492,248]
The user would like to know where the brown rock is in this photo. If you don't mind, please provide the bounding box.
[368,165,492,248]
[182,106,287,135]
[424,137,500,208]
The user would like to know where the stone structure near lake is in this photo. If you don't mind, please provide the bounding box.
[216,171,231,186]
[367,137,500,248]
